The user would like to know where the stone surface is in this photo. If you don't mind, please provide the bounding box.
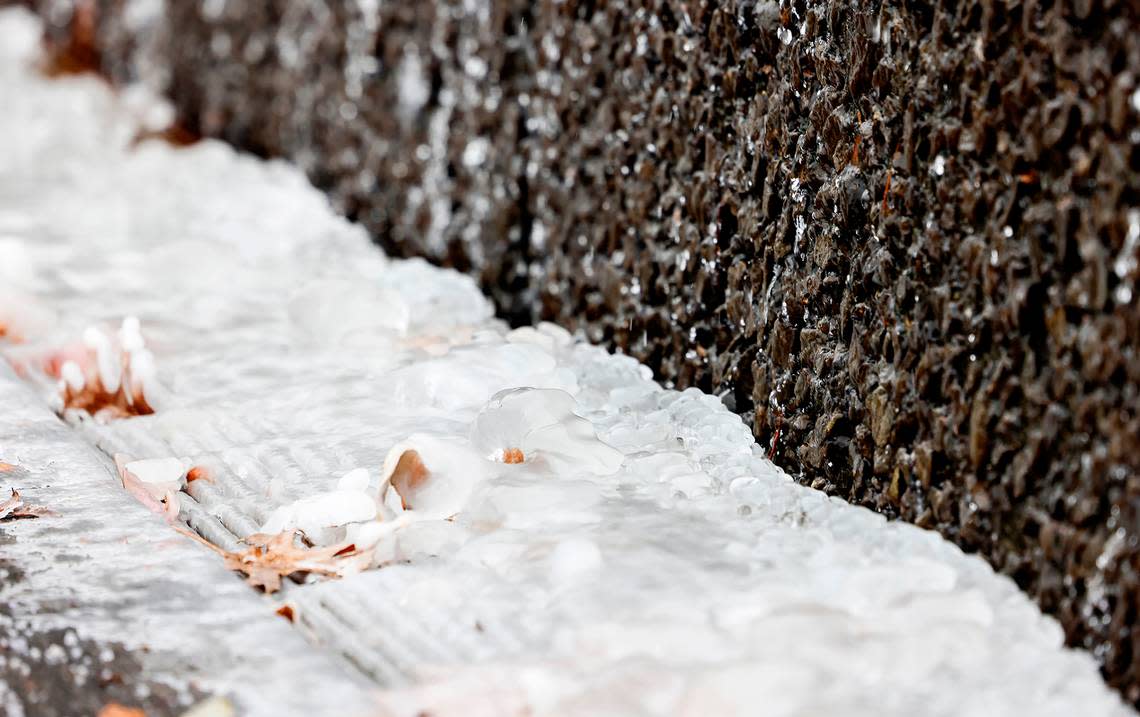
[25,0,1140,704]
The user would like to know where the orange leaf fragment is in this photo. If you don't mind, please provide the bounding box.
[172,526,371,593]
[186,466,213,483]
[388,449,430,510]
[502,448,526,464]
[97,704,146,717]
[113,455,171,517]
[0,462,15,472]
[195,530,373,594]
[130,122,201,149]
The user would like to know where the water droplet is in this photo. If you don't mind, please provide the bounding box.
[932,155,946,176]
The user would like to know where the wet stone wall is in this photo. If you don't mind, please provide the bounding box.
[33,0,1140,703]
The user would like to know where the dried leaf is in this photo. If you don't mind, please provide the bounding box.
[130,122,201,149]
[387,449,430,510]
[0,462,15,472]
[175,528,372,594]
[0,489,20,520]
[51,321,157,419]
[61,373,154,419]
[114,454,170,515]
[0,488,55,522]
[186,466,213,483]
[96,703,146,717]
[220,531,372,593]
[111,455,184,524]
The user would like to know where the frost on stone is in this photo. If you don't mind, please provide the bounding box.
[470,388,624,476]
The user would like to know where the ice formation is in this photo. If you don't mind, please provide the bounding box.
[0,9,1130,716]
[470,388,624,475]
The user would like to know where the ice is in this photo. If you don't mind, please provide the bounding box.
[259,488,378,537]
[123,457,187,498]
[379,435,495,520]
[469,388,623,475]
[0,8,1130,717]
[547,538,603,584]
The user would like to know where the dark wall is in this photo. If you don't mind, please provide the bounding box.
[36,0,1140,702]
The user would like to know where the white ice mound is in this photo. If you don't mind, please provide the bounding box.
[259,468,379,536]
[505,322,574,354]
[470,388,624,476]
[122,457,187,499]
[390,343,579,411]
[0,287,57,342]
[288,278,410,344]
[379,434,494,520]
[380,259,493,330]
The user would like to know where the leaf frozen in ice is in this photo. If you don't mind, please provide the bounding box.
[470,388,624,476]
[43,318,159,419]
[379,435,494,519]
[220,530,373,594]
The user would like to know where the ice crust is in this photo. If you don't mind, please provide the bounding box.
[0,9,1130,717]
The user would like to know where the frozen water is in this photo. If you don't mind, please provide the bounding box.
[0,8,1131,717]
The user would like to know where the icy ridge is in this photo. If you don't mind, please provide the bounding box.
[0,8,1130,717]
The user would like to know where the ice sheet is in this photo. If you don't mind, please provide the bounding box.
[0,8,1129,716]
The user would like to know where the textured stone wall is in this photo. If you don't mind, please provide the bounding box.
[32,0,1140,702]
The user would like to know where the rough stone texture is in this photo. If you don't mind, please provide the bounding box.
[30,0,1140,704]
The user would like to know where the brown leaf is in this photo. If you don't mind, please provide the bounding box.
[388,449,430,509]
[223,531,372,593]
[113,454,170,516]
[96,703,146,717]
[0,488,55,522]
[0,489,20,520]
[0,462,16,472]
[170,521,373,592]
[175,528,372,594]
[186,466,213,483]
[130,123,201,149]
[61,373,154,419]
